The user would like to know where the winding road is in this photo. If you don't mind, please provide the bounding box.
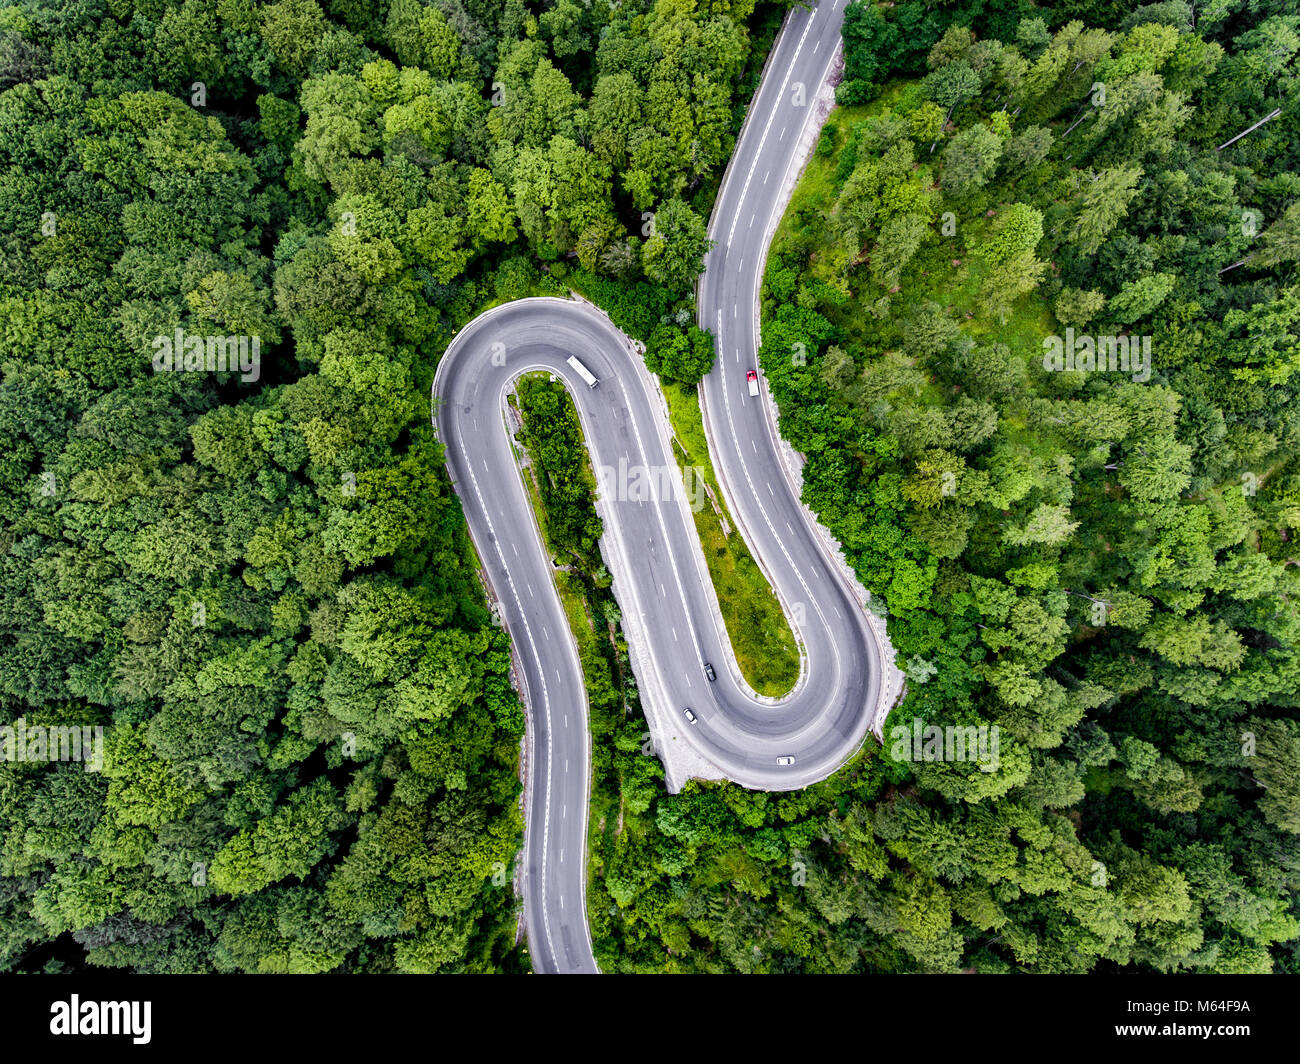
[431,0,883,974]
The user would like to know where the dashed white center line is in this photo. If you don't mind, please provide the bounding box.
[763,170,770,184]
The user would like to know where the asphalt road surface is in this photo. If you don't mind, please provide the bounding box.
[431,0,878,974]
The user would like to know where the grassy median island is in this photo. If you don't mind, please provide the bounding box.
[509,375,664,957]
[661,382,801,698]
[509,374,631,734]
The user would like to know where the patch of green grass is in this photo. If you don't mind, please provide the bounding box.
[661,381,800,697]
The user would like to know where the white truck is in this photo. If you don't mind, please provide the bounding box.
[747,369,760,396]
[566,354,599,389]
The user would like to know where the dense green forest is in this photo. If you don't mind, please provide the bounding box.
[0,0,787,971]
[589,1,1300,973]
[5,0,1299,977]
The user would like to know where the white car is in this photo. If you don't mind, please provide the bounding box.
[776,755,795,766]
[683,708,698,725]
